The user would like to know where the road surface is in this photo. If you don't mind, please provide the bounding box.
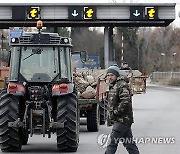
[1,83,180,154]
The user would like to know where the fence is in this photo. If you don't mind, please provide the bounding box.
[152,72,180,82]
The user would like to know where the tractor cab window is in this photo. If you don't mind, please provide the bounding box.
[20,46,59,82]
[59,47,71,80]
[9,47,20,81]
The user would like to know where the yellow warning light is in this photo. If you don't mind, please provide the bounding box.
[30,9,38,18]
[148,9,155,18]
[36,20,43,29]
[86,9,94,18]
[28,7,40,19]
[145,7,158,20]
[84,7,96,19]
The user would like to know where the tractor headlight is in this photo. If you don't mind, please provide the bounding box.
[64,38,69,43]
[11,38,16,43]
[11,37,19,43]
[60,38,69,44]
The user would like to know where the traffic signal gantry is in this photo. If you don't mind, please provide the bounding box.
[0,3,175,28]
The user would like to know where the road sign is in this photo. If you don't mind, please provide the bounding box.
[28,7,40,19]
[68,7,83,20]
[145,7,158,20]
[84,7,96,20]
[83,56,99,69]
[130,7,144,20]
[9,29,24,39]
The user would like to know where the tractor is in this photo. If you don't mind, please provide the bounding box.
[0,21,79,152]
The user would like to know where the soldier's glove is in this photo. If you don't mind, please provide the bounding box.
[108,110,115,120]
[113,109,123,116]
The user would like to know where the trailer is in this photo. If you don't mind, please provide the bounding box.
[74,68,107,132]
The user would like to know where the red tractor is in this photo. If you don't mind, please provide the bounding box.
[0,21,79,152]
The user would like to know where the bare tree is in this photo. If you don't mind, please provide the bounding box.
[71,27,103,56]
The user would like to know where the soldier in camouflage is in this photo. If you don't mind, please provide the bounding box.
[105,66,140,154]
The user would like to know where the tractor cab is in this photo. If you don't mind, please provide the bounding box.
[9,31,72,84]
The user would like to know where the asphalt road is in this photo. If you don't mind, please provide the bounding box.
[1,83,180,154]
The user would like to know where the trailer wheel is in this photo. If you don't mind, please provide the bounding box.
[87,104,100,132]
[100,101,106,125]
[0,92,22,152]
[56,93,79,152]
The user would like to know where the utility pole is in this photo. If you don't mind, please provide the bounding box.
[121,32,124,67]
[136,30,140,70]
[1,33,4,50]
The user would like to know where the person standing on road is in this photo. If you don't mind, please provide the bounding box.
[105,65,140,154]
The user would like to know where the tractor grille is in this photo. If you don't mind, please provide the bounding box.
[19,35,32,44]
[50,36,61,44]
[19,34,61,44]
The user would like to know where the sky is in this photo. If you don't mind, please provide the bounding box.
[0,0,179,27]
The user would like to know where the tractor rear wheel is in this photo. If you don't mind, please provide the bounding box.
[56,93,79,152]
[0,92,22,152]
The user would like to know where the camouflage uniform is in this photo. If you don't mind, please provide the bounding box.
[107,76,133,126]
[105,76,140,154]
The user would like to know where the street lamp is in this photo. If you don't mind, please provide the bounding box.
[161,52,166,72]
[170,52,176,80]
[173,52,176,56]
[171,52,176,73]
